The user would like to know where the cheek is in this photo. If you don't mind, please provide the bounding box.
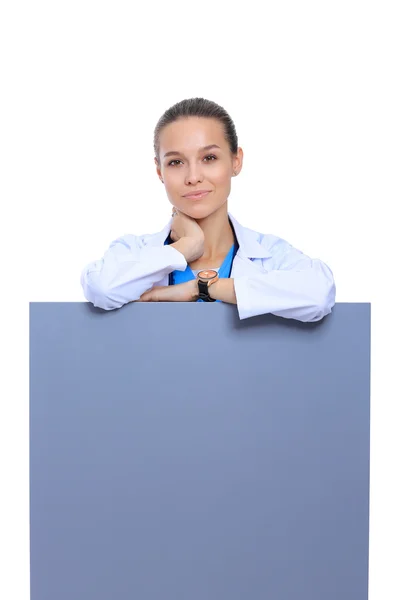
[214,166,233,185]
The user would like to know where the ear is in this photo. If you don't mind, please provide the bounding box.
[154,157,162,181]
[233,147,244,176]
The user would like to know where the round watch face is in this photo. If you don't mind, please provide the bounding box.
[198,269,218,281]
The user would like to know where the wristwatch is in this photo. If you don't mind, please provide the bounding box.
[196,270,219,302]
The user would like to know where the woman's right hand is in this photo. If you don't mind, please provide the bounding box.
[170,208,205,263]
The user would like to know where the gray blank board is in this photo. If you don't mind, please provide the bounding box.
[30,302,370,600]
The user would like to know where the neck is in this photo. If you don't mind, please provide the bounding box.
[195,205,235,261]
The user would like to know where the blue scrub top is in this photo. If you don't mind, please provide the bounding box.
[164,223,239,303]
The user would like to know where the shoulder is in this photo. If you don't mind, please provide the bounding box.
[108,233,140,250]
[235,218,307,269]
[108,227,166,250]
[242,220,297,257]
[259,231,296,254]
[230,214,294,254]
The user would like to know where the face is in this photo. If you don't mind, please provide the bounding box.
[155,117,243,220]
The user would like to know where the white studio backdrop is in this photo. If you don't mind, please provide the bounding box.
[0,1,399,599]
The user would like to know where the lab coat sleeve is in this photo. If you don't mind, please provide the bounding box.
[80,235,187,310]
[233,240,336,322]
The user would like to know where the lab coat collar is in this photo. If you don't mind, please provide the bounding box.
[152,212,272,260]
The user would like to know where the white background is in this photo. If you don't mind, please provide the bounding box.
[1,1,399,598]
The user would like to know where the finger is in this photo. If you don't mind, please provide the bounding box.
[140,287,161,302]
[138,292,151,302]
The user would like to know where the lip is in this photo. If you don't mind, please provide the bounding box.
[183,190,211,199]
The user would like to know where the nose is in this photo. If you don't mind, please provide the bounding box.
[184,163,204,186]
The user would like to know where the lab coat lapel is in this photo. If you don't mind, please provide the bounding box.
[228,213,272,278]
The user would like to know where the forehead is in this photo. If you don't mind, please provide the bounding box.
[159,117,227,153]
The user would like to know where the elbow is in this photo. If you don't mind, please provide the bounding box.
[307,276,336,322]
[93,289,122,311]
[307,301,331,323]
[81,271,124,311]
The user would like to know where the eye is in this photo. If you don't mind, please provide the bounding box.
[167,155,218,167]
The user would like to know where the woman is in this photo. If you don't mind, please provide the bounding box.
[81,97,336,322]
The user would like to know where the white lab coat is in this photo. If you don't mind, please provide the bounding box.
[80,213,336,322]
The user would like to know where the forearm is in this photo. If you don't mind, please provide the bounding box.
[209,277,237,304]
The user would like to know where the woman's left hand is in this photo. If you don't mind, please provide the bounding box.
[137,279,198,302]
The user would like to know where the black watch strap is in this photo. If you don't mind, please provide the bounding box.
[197,279,217,302]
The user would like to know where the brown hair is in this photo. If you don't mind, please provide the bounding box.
[153,97,238,164]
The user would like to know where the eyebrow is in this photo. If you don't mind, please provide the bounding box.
[163,144,221,159]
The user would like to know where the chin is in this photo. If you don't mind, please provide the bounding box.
[181,200,225,220]
[185,206,214,220]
